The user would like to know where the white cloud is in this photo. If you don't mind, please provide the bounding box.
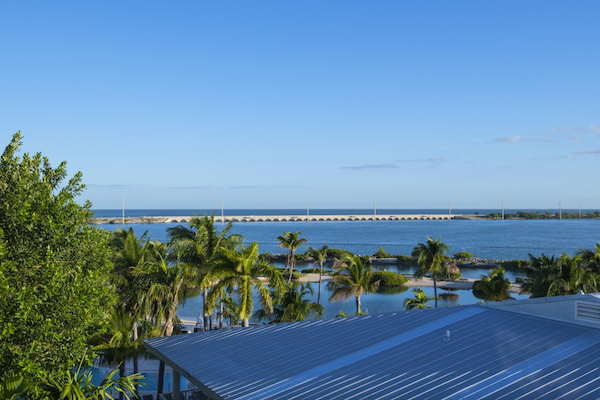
[494,135,523,143]
[342,163,399,170]
[572,149,600,157]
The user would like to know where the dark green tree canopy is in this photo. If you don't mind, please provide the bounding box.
[0,132,115,378]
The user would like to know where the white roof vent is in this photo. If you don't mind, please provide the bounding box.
[576,301,600,323]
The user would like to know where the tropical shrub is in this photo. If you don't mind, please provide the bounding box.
[327,248,354,259]
[371,271,408,286]
[453,252,473,259]
[373,247,391,258]
[500,259,530,268]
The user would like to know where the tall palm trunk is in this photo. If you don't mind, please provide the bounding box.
[242,317,249,327]
[132,325,139,399]
[219,289,224,329]
[433,277,438,308]
[163,276,184,337]
[288,250,296,284]
[317,265,322,307]
[355,295,361,315]
[203,288,209,331]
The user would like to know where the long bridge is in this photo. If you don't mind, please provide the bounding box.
[160,214,459,223]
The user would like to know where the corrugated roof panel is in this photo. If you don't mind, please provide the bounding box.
[144,300,600,400]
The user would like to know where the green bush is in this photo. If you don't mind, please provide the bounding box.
[500,259,530,268]
[328,248,354,259]
[259,253,275,262]
[371,271,408,286]
[283,271,302,280]
[295,252,310,261]
[396,255,417,266]
[453,252,473,259]
[301,267,329,274]
[373,246,391,258]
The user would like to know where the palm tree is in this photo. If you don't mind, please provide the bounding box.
[108,227,156,397]
[473,267,511,301]
[404,287,436,310]
[327,256,380,315]
[167,215,240,330]
[133,241,196,397]
[94,306,145,400]
[577,243,600,274]
[522,253,598,297]
[203,241,284,327]
[308,245,329,307]
[255,283,324,323]
[412,237,449,308]
[43,349,142,400]
[276,231,307,283]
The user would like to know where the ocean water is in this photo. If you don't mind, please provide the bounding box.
[98,218,600,260]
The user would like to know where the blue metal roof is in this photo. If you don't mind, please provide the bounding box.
[145,298,600,399]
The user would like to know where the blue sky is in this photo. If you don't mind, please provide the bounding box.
[2,1,599,210]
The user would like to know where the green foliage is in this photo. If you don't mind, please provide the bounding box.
[327,248,354,259]
[412,237,449,281]
[404,287,436,310]
[0,132,115,379]
[301,267,329,274]
[371,271,408,286]
[254,283,324,323]
[396,255,417,266]
[295,251,310,261]
[487,210,600,219]
[373,247,391,258]
[453,252,473,259]
[259,253,274,262]
[522,253,599,298]
[327,256,380,315]
[473,267,511,301]
[500,259,530,268]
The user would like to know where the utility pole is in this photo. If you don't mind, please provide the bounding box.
[221,197,224,224]
[374,199,377,222]
[122,197,125,225]
[449,199,451,220]
[307,198,309,223]
[559,201,562,220]
[502,200,504,220]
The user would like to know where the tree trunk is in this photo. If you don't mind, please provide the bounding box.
[157,360,165,397]
[433,278,438,308]
[119,362,126,400]
[203,288,209,331]
[132,324,139,399]
[219,289,224,329]
[163,276,184,337]
[242,317,249,327]
[355,295,361,315]
[288,250,295,284]
[317,264,322,307]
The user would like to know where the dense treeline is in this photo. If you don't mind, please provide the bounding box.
[487,211,600,219]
